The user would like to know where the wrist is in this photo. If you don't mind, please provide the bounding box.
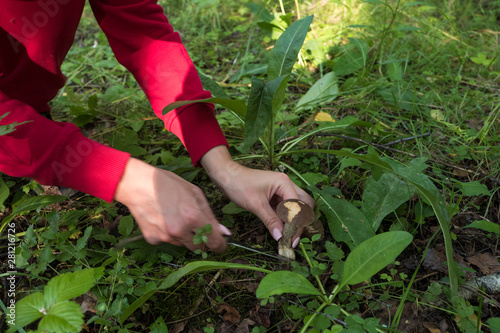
[200,145,236,174]
[115,157,155,205]
[200,145,242,187]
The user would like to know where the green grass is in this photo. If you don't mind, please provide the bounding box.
[1,0,500,332]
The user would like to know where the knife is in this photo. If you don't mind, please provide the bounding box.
[115,234,291,262]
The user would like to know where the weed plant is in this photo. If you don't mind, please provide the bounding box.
[1,0,499,332]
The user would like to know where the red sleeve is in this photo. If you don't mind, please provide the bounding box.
[0,92,130,203]
[89,0,228,165]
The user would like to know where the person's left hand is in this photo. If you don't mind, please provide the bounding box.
[201,146,315,246]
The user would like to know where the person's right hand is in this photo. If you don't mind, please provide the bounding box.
[114,157,231,252]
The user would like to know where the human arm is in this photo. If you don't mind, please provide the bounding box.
[0,92,130,203]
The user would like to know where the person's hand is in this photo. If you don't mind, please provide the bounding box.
[201,146,315,247]
[114,158,231,252]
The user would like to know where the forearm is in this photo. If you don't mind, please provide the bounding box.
[0,93,130,202]
[90,0,228,166]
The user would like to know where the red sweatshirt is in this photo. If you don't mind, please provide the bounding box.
[0,0,228,202]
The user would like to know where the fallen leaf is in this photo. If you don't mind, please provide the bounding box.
[170,322,186,333]
[466,253,500,275]
[423,245,473,278]
[217,303,241,324]
[250,305,271,328]
[422,321,441,333]
[235,319,256,333]
[314,111,335,122]
[74,291,97,313]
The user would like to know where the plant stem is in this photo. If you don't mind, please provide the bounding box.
[300,243,329,303]
[279,0,286,15]
[295,0,301,18]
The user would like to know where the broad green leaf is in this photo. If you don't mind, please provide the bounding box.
[279,115,361,153]
[361,173,415,231]
[44,268,103,307]
[25,224,37,247]
[162,97,247,119]
[305,39,328,67]
[7,291,44,332]
[339,231,412,288]
[38,300,83,333]
[118,215,135,236]
[75,226,92,251]
[331,38,367,76]
[244,75,289,149]
[320,196,375,249]
[385,57,403,83]
[256,271,322,298]
[0,176,9,211]
[121,261,270,323]
[247,3,276,24]
[455,180,491,196]
[230,63,268,83]
[199,71,228,98]
[267,15,313,80]
[150,316,169,333]
[463,220,500,234]
[488,318,500,331]
[378,87,417,111]
[280,149,458,297]
[1,195,67,233]
[244,76,266,147]
[295,72,339,110]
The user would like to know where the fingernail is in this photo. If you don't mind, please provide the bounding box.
[292,237,300,248]
[272,228,282,241]
[219,224,232,236]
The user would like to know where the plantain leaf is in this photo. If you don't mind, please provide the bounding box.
[339,231,413,288]
[121,261,270,323]
[162,97,247,119]
[361,173,415,231]
[256,271,322,298]
[267,15,313,80]
[243,75,289,149]
[320,196,376,249]
[295,72,339,110]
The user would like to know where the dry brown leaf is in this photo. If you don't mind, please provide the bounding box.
[170,322,186,333]
[466,252,500,275]
[217,303,241,324]
[422,321,441,333]
[234,319,256,333]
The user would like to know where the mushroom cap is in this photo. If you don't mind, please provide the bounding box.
[276,199,315,227]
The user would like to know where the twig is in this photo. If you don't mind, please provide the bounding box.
[383,132,431,146]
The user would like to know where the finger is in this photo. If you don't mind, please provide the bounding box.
[293,183,316,208]
[251,198,284,241]
[291,227,304,249]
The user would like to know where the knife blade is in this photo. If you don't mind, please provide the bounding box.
[115,234,291,261]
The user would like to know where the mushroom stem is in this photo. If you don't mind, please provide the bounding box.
[278,223,297,260]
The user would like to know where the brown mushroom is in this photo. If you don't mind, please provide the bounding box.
[276,199,315,260]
